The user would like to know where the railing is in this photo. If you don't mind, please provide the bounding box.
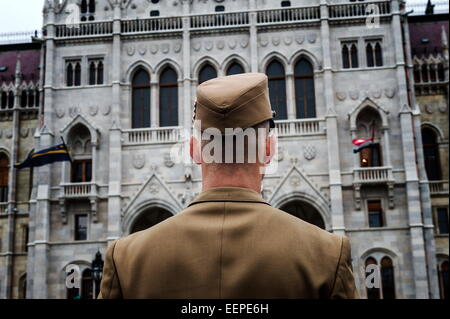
[61,182,97,198]
[123,127,183,145]
[122,17,183,33]
[353,167,394,183]
[55,21,113,38]
[429,180,449,195]
[329,1,391,19]
[256,6,320,24]
[0,30,41,44]
[190,11,249,29]
[275,119,325,137]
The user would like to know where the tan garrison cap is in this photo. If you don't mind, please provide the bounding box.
[195,73,275,134]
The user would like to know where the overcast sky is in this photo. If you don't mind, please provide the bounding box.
[0,0,448,34]
[0,0,45,34]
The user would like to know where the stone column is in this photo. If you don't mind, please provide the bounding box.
[321,0,345,235]
[392,0,430,298]
[286,73,296,120]
[150,82,158,128]
[182,15,192,131]
[249,11,258,72]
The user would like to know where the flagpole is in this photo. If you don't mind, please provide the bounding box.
[60,136,73,164]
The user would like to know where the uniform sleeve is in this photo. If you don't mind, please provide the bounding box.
[330,236,360,299]
[97,239,123,299]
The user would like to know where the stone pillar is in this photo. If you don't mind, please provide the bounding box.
[182,15,192,130]
[286,73,296,120]
[107,122,122,241]
[392,0,430,298]
[320,0,345,235]
[249,12,258,72]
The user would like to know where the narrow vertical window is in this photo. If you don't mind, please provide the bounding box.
[226,62,245,76]
[28,89,35,107]
[421,64,429,82]
[439,261,449,299]
[21,90,28,108]
[82,269,93,299]
[267,60,287,120]
[75,214,88,241]
[366,43,374,67]
[294,58,316,118]
[342,44,350,69]
[198,64,217,84]
[1,92,7,109]
[437,63,445,82]
[368,200,384,228]
[74,62,81,86]
[89,62,96,85]
[7,91,14,108]
[422,128,441,180]
[67,63,74,87]
[97,61,104,85]
[132,69,151,128]
[351,43,359,68]
[0,154,9,203]
[381,257,396,299]
[436,208,449,235]
[159,67,179,127]
[375,42,383,66]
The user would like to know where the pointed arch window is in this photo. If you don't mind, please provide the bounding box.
[366,40,383,67]
[267,60,287,120]
[159,67,178,127]
[7,91,14,108]
[198,64,217,84]
[437,63,445,82]
[28,89,35,107]
[1,92,7,109]
[81,0,95,22]
[0,153,9,203]
[380,257,396,299]
[421,64,429,83]
[132,69,151,129]
[342,41,358,69]
[21,90,28,108]
[226,62,245,76]
[88,59,104,85]
[422,127,441,180]
[66,61,81,87]
[294,58,316,119]
[439,260,449,299]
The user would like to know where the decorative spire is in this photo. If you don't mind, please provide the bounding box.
[425,0,435,15]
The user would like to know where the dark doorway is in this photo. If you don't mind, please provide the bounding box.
[280,201,325,229]
[130,207,173,233]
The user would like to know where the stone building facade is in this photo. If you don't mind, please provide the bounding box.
[0,41,43,299]
[1,0,445,299]
[408,9,449,299]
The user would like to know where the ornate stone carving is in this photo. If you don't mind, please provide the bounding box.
[275,146,284,162]
[192,41,201,51]
[161,43,170,54]
[150,44,159,54]
[69,106,79,118]
[20,128,29,138]
[384,87,396,99]
[272,36,280,46]
[303,145,317,161]
[216,40,225,50]
[89,105,98,116]
[295,34,305,44]
[349,90,359,100]
[284,36,293,45]
[173,42,182,53]
[56,107,65,119]
[240,38,249,48]
[138,44,147,55]
[149,182,159,194]
[258,36,268,47]
[228,39,237,49]
[336,91,347,101]
[102,105,111,116]
[439,102,447,113]
[425,104,434,114]
[290,175,301,187]
[164,152,175,168]
[205,40,213,51]
[132,154,146,169]
[126,45,135,56]
[371,89,382,99]
[5,130,13,139]
[307,33,317,43]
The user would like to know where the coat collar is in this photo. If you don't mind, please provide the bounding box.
[188,187,271,207]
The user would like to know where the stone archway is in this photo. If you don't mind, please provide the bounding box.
[130,207,173,234]
[280,200,326,229]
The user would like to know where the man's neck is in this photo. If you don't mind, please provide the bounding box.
[201,165,262,193]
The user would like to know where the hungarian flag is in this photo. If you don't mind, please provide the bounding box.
[14,143,72,169]
[352,138,374,153]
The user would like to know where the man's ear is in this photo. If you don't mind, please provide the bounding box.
[264,134,277,165]
[190,136,202,165]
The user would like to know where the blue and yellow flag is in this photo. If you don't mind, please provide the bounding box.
[14,144,71,169]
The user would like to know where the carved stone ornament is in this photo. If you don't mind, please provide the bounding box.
[20,128,29,138]
[307,33,317,43]
[162,43,170,54]
[150,44,159,54]
[228,39,237,49]
[439,102,448,113]
[425,104,434,114]
[349,90,359,100]
[272,36,281,46]
[102,105,111,116]
[275,146,284,162]
[127,45,135,56]
[164,152,175,168]
[303,145,317,161]
[138,44,147,55]
[205,40,213,51]
[89,105,98,116]
[284,36,293,45]
[384,87,396,99]
[217,40,225,50]
[371,89,382,99]
[336,92,347,101]
[173,42,182,53]
[132,154,145,169]
[5,130,13,139]
[296,34,305,44]
[290,175,301,187]
[56,107,65,119]
[193,41,201,52]
[240,38,249,48]
[149,182,160,194]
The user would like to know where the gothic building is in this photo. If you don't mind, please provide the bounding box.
[0,40,43,299]
[0,0,447,299]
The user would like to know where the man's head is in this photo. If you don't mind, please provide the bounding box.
[189,73,277,192]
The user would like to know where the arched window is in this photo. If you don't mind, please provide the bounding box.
[97,61,104,85]
[81,268,93,299]
[366,43,374,67]
[130,207,173,234]
[198,63,217,84]
[74,62,81,86]
[8,91,14,108]
[421,64,429,82]
[0,153,9,203]
[342,42,358,69]
[439,260,449,299]
[380,256,396,299]
[89,62,96,86]
[437,63,445,82]
[1,92,7,109]
[267,60,287,120]
[132,69,151,129]
[374,42,383,66]
[422,127,441,180]
[351,43,359,68]
[365,257,380,299]
[226,62,245,76]
[28,89,35,107]
[81,0,87,14]
[280,201,325,229]
[67,63,74,87]
[21,90,28,108]
[430,64,437,82]
[294,58,316,119]
[19,274,27,299]
[159,67,179,127]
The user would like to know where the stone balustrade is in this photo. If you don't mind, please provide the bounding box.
[428,180,449,195]
[61,182,97,198]
[353,166,394,184]
[275,118,325,137]
[123,126,183,145]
